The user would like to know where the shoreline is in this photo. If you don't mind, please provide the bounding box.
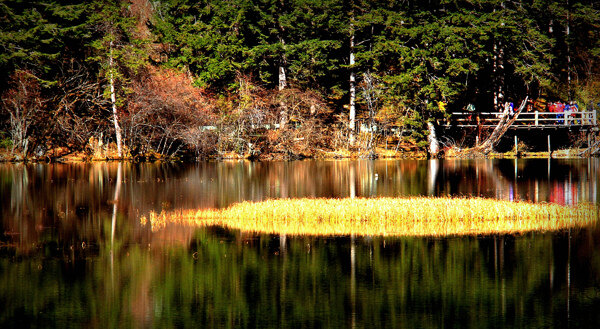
[0,147,595,163]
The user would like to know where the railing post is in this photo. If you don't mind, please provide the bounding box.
[535,111,539,126]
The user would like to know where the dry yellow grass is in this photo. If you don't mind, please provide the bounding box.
[141,197,599,237]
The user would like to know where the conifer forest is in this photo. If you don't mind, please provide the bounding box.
[1,0,599,160]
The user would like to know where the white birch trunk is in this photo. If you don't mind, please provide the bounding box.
[566,0,571,99]
[493,5,505,112]
[278,66,286,91]
[493,40,505,112]
[427,121,440,157]
[278,36,287,92]
[278,36,288,129]
[109,40,123,158]
[493,41,499,111]
[277,0,287,92]
[349,23,356,146]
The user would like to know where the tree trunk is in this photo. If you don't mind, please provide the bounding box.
[579,135,600,156]
[493,39,504,111]
[493,5,505,112]
[109,41,123,158]
[278,36,288,129]
[348,22,356,146]
[277,0,288,130]
[427,121,440,157]
[566,0,571,99]
[362,72,377,156]
[473,97,529,154]
[278,65,287,90]
[278,38,287,91]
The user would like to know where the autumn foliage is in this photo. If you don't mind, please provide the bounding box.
[125,67,218,158]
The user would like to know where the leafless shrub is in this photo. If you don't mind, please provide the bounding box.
[214,74,271,157]
[125,67,217,158]
[263,87,328,158]
[53,61,111,151]
[0,71,47,156]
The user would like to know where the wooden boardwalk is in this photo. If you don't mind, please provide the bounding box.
[445,111,598,129]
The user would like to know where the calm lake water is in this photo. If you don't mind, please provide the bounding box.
[1,159,599,328]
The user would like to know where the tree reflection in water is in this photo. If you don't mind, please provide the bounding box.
[2,229,600,328]
[1,160,599,327]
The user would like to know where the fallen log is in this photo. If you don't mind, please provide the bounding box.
[469,97,529,154]
[579,139,600,157]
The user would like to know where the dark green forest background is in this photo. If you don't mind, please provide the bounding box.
[1,0,599,159]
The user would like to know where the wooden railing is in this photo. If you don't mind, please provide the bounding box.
[446,111,598,128]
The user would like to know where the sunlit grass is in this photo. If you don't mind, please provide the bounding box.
[141,197,599,237]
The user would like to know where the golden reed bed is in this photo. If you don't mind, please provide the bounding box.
[141,197,599,237]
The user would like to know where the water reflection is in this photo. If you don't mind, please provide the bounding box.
[1,159,599,250]
[3,159,598,215]
[2,230,600,328]
[1,160,600,327]
[433,158,599,205]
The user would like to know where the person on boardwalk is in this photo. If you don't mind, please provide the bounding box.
[508,102,515,117]
[571,101,579,124]
[556,101,565,124]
